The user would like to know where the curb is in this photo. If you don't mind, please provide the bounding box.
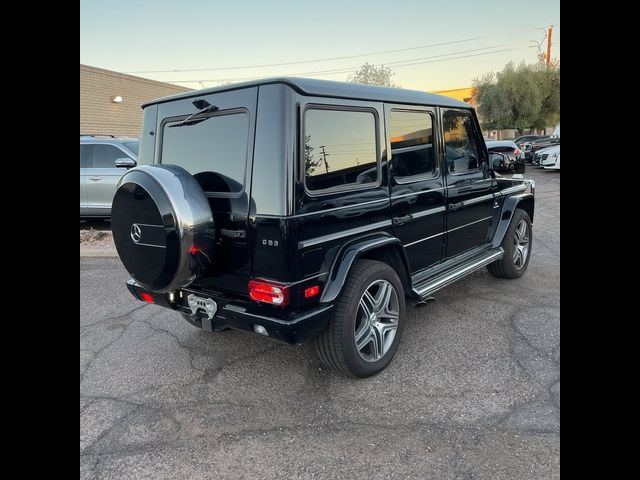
[80,249,118,258]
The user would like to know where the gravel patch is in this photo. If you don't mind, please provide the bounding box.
[80,228,115,251]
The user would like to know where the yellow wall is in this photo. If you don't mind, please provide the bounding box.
[431,87,474,105]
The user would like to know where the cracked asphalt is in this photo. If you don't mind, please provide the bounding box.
[80,167,559,479]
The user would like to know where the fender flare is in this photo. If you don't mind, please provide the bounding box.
[319,232,411,303]
[491,192,535,248]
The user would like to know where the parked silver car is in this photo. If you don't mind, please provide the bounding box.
[80,135,138,218]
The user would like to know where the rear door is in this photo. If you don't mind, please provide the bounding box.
[87,143,131,215]
[386,105,445,273]
[442,108,494,258]
[155,88,258,295]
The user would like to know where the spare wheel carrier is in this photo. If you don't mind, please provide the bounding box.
[111,164,215,293]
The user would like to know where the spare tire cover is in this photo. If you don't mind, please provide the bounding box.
[111,164,215,293]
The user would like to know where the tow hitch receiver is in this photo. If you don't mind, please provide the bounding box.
[187,294,217,320]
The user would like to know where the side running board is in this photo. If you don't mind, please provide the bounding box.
[411,248,504,299]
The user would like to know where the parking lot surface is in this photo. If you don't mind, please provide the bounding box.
[81,168,560,479]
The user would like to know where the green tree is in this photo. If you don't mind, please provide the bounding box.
[349,63,397,87]
[532,64,560,128]
[304,135,321,175]
[472,62,560,135]
[536,51,560,68]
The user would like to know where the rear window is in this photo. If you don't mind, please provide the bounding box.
[489,146,514,152]
[160,110,249,194]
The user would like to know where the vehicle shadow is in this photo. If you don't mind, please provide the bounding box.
[80,219,111,231]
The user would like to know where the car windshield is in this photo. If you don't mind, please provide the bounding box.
[123,141,139,156]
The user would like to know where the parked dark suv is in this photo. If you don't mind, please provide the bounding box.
[110,78,534,378]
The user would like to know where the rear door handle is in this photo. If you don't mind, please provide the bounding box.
[449,201,463,210]
[220,228,246,239]
[392,214,413,225]
[89,176,102,181]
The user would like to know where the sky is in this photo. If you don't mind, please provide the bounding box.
[80,0,560,92]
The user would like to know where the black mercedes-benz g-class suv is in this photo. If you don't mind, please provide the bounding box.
[111,78,534,378]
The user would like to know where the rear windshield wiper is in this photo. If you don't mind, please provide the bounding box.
[170,100,219,128]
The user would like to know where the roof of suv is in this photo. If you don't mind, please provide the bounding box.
[141,77,471,109]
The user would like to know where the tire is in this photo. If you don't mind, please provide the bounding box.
[487,208,532,279]
[314,260,406,378]
[515,163,526,174]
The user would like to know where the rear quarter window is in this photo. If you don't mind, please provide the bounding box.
[303,107,379,194]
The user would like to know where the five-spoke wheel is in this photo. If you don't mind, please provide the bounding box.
[487,208,532,279]
[314,260,406,378]
[513,219,530,271]
[354,280,400,362]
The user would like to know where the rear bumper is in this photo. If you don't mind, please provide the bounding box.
[126,279,333,344]
[493,156,524,172]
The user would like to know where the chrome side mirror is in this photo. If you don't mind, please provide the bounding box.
[115,157,136,168]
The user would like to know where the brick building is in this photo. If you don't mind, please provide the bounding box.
[80,64,192,137]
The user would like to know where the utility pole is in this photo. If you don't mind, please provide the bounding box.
[319,146,330,173]
[546,25,553,66]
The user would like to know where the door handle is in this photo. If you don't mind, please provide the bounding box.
[449,201,464,210]
[220,228,246,239]
[392,214,413,225]
[89,176,102,181]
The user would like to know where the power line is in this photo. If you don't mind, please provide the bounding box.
[124,27,542,74]
[165,46,523,84]
[165,46,521,84]
[124,37,484,73]
[371,42,521,66]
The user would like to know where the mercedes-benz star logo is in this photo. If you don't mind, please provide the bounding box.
[130,224,142,243]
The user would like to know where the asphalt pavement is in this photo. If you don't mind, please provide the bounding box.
[80,167,560,479]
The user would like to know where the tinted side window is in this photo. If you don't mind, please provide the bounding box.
[161,111,249,194]
[92,145,126,168]
[80,145,89,168]
[443,110,484,174]
[389,110,435,179]
[123,141,140,156]
[304,108,378,192]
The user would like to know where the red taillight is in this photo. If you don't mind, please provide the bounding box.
[140,292,155,304]
[304,285,321,298]
[189,245,200,255]
[248,280,290,306]
[514,148,521,155]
